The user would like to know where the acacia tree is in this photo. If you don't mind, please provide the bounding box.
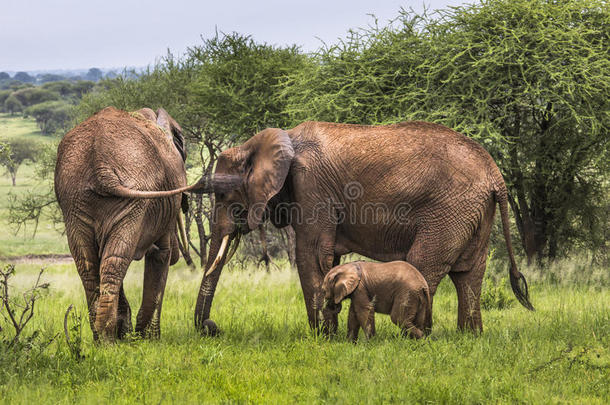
[25,101,73,135]
[3,95,23,115]
[0,138,39,186]
[415,0,609,262]
[286,0,609,262]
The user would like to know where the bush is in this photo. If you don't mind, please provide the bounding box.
[25,101,74,135]
[11,87,59,107]
[0,265,53,351]
[481,274,514,310]
[0,89,12,106]
[3,94,23,115]
[0,137,40,185]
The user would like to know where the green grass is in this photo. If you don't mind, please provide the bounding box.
[0,114,68,257]
[0,260,608,404]
[0,113,50,144]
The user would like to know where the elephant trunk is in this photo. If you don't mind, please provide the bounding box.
[194,225,231,334]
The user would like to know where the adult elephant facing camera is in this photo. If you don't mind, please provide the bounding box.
[196,121,534,336]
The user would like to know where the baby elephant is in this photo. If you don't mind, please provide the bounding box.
[322,261,432,341]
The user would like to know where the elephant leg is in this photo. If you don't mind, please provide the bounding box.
[295,258,324,332]
[355,304,375,340]
[136,233,171,339]
[347,302,360,342]
[94,231,136,342]
[95,255,132,341]
[449,243,488,334]
[391,295,423,339]
[116,284,132,339]
[406,235,454,333]
[66,226,101,340]
[449,270,483,333]
[294,228,336,333]
[449,215,492,333]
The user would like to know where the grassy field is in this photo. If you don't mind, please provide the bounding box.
[0,113,68,257]
[0,113,50,144]
[0,259,608,404]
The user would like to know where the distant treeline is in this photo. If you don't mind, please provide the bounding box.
[11,0,610,265]
[0,68,118,86]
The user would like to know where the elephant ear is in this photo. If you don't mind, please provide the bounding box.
[240,128,294,230]
[333,265,361,304]
[157,108,186,161]
[136,108,157,122]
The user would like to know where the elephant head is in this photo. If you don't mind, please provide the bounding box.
[322,263,362,305]
[194,128,295,331]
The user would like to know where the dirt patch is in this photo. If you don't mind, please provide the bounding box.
[0,254,73,264]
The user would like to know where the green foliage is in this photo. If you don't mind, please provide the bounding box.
[63,305,84,360]
[85,68,103,82]
[419,0,609,261]
[13,72,34,83]
[41,81,74,97]
[481,274,514,310]
[283,14,428,125]
[25,101,73,135]
[0,265,52,352]
[0,89,11,106]
[11,87,60,107]
[0,80,30,91]
[0,137,40,186]
[191,32,307,139]
[37,74,66,83]
[3,94,23,115]
[70,80,95,98]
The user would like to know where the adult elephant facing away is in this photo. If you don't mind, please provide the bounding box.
[194,121,534,335]
[54,106,236,341]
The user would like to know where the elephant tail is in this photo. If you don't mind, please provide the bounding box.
[101,174,241,199]
[494,183,535,311]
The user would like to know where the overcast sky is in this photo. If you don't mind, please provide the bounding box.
[0,0,467,72]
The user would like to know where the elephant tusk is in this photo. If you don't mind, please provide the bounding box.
[204,234,230,278]
[177,211,188,255]
[225,232,241,264]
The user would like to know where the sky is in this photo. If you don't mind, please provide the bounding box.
[0,0,466,72]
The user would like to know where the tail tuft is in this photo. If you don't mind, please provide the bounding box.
[509,271,534,311]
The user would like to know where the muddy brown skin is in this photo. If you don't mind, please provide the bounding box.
[322,261,432,341]
[54,107,188,341]
[196,121,533,335]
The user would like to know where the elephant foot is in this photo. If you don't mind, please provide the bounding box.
[402,327,424,339]
[116,318,133,340]
[199,319,219,337]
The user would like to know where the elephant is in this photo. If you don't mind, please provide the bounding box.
[54,106,238,341]
[189,120,534,336]
[322,261,432,341]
